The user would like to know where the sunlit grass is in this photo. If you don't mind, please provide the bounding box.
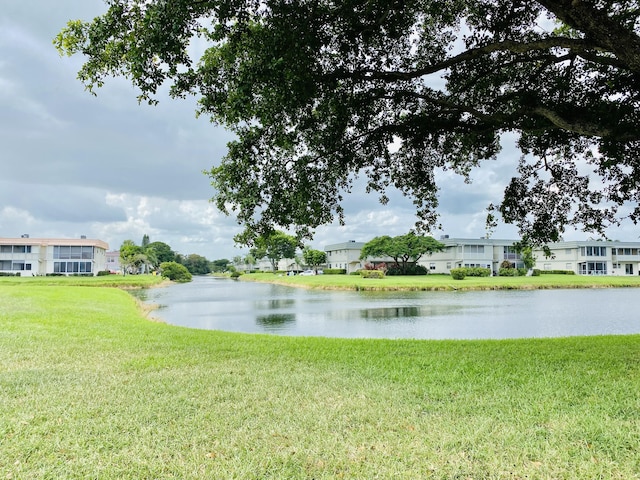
[0,274,165,288]
[1,284,640,478]
[242,272,640,291]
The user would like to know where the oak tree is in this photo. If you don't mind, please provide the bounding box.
[56,1,640,244]
[360,233,445,274]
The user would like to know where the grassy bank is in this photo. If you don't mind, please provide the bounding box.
[0,274,165,288]
[1,284,640,478]
[241,272,640,291]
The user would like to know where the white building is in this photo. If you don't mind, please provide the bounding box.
[325,240,366,274]
[533,240,640,276]
[324,237,640,276]
[0,235,109,276]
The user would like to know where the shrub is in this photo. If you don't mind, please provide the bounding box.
[323,269,347,275]
[386,264,428,276]
[97,270,112,276]
[0,272,19,277]
[160,261,192,283]
[462,267,491,277]
[230,271,241,279]
[500,260,515,269]
[532,269,541,276]
[450,268,466,280]
[539,270,576,275]
[360,270,385,279]
[498,268,519,276]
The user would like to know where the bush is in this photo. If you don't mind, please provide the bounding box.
[539,270,576,275]
[498,268,519,276]
[97,270,112,276]
[500,260,515,269]
[386,264,428,276]
[0,272,20,277]
[230,271,242,279]
[450,268,466,280]
[462,267,491,277]
[532,269,541,276]
[360,270,385,279]
[160,261,192,283]
[323,269,347,275]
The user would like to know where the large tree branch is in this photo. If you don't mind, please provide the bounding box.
[536,0,640,73]
[343,37,617,82]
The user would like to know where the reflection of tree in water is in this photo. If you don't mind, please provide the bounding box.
[254,299,295,310]
[256,313,296,328]
[360,305,465,321]
[360,307,420,320]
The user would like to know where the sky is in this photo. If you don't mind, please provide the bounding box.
[1,1,633,261]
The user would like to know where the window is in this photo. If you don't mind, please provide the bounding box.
[0,245,12,253]
[463,245,484,254]
[503,246,521,260]
[544,263,551,270]
[566,263,572,270]
[446,262,451,270]
[565,248,572,255]
[581,246,606,257]
[0,260,11,269]
[11,262,25,270]
[580,262,607,275]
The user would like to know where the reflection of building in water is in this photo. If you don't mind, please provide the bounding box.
[324,237,640,276]
[0,235,108,276]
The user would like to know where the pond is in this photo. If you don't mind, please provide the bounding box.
[133,276,640,339]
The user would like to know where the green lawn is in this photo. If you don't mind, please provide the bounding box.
[1,282,640,478]
[241,271,640,291]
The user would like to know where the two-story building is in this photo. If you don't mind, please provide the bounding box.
[324,237,640,276]
[0,235,109,276]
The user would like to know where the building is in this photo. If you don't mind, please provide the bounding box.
[105,251,122,274]
[532,240,640,276]
[325,240,366,274]
[0,235,109,276]
[324,237,640,276]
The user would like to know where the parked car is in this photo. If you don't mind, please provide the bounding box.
[299,270,315,276]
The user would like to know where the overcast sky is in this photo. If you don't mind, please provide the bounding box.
[1,1,632,260]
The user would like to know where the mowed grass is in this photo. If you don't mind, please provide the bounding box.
[242,271,640,291]
[2,284,640,479]
[0,274,165,288]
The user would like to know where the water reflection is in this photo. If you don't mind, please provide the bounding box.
[256,313,296,329]
[134,276,640,339]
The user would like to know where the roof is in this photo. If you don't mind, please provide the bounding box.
[0,237,109,250]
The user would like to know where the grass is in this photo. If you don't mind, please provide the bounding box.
[241,271,640,291]
[1,281,640,478]
[0,274,165,289]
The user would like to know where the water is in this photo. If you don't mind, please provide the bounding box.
[133,276,640,339]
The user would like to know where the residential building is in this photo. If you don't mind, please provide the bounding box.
[325,240,366,274]
[324,237,640,276]
[106,251,122,274]
[0,235,109,276]
[533,240,640,276]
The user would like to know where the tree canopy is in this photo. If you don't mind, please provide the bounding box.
[250,231,299,271]
[56,1,640,244]
[302,247,327,273]
[360,233,445,273]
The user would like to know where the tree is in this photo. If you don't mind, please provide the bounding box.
[119,240,150,274]
[146,241,176,265]
[302,247,327,274]
[250,231,299,272]
[211,258,231,272]
[159,261,192,283]
[56,2,640,244]
[141,234,150,248]
[360,233,445,274]
[181,253,211,275]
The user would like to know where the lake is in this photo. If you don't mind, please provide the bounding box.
[133,276,640,339]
